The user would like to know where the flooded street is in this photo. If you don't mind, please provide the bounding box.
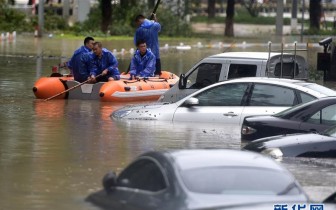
[0,35,336,209]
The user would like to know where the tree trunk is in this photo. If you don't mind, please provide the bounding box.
[101,0,112,33]
[309,0,321,30]
[208,0,215,19]
[224,0,235,37]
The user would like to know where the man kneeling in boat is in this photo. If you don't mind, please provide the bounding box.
[89,42,121,83]
[60,36,95,83]
[129,40,156,80]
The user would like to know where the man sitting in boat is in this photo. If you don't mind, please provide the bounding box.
[61,36,95,83]
[129,40,156,80]
[89,42,121,83]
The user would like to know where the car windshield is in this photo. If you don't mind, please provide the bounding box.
[273,99,318,118]
[180,166,301,195]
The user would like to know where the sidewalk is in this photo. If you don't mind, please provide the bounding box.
[192,23,303,37]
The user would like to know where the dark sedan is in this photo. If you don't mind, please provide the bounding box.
[86,149,308,210]
[243,126,336,159]
[241,97,336,141]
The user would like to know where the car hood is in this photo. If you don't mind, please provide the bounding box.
[187,193,308,210]
[111,102,178,120]
[244,133,336,158]
[249,133,334,147]
[203,202,336,210]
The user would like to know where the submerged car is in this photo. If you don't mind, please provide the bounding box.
[241,97,336,141]
[86,149,308,210]
[243,125,336,159]
[112,77,336,124]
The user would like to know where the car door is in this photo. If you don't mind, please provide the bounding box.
[300,104,336,132]
[241,83,298,125]
[173,82,250,124]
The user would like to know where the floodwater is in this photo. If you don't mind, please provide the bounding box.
[0,35,336,210]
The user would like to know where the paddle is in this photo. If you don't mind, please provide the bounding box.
[44,74,103,101]
[149,0,161,20]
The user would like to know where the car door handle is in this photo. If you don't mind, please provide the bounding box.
[223,112,238,117]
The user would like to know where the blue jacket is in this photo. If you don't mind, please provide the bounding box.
[134,19,161,59]
[130,49,156,77]
[90,48,120,80]
[67,45,92,82]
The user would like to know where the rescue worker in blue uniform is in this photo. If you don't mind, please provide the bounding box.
[62,36,95,82]
[134,14,161,75]
[129,40,156,80]
[89,42,120,83]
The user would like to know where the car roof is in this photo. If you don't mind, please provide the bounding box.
[160,149,285,171]
[208,52,293,60]
[224,77,308,84]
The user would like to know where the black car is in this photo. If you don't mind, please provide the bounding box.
[86,149,308,210]
[243,126,336,159]
[241,97,336,141]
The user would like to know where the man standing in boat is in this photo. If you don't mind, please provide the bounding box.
[61,36,95,83]
[89,42,121,83]
[129,40,156,80]
[134,14,161,75]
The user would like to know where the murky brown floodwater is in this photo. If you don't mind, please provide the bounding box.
[0,35,335,210]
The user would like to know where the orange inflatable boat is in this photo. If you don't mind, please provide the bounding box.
[33,70,179,102]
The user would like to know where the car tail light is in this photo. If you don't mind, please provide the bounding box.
[241,125,256,135]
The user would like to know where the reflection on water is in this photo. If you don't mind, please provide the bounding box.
[0,36,335,209]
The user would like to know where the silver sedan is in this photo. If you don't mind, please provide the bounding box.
[111,77,336,125]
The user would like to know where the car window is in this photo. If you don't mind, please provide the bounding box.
[274,63,299,78]
[227,64,257,79]
[195,83,249,106]
[117,158,167,192]
[181,167,300,195]
[186,63,222,89]
[298,83,336,96]
[306,104,336,125]
[249,84,296,106]
[299,92,316,103]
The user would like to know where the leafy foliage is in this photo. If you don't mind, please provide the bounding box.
[0,3,32,32]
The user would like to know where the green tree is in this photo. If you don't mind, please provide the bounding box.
[0,0,32,32]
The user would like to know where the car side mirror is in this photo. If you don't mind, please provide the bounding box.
[102,171,117,192]
[183,97,199,107]
[178,73,186,89]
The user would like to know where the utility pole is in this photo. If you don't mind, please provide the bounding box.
[38,0,44,37]
[276,0,284,36]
